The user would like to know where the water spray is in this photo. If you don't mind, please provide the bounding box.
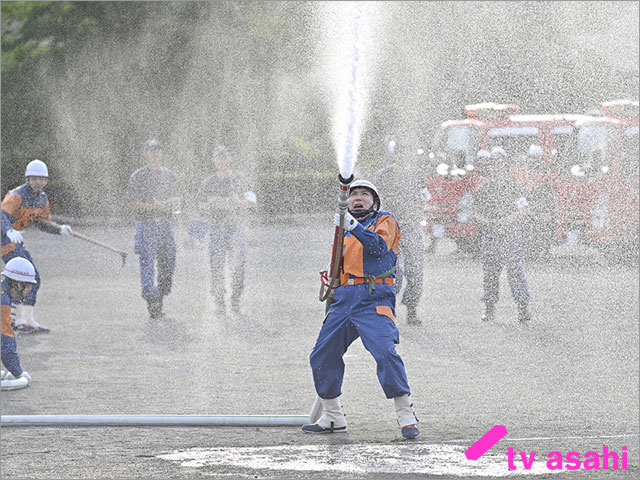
[319,2,366,304]
[313,2,369,422]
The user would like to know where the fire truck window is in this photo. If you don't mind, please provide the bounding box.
[575,124,616,178]
[432,125,482,171]
[487,128,539,169]
[620,128,639,181]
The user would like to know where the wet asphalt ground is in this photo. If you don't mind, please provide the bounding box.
[1,217,638,479]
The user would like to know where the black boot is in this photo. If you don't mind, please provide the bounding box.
[517,301,532,325]
[481,302,496,322]
[230,295,241,315]
[214,295,226,314]
[157,295,164,317]
[146,296,162,319]
[406,305,421,325]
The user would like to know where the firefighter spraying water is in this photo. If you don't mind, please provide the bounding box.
[305,179,421,439]
[307,2,419,440]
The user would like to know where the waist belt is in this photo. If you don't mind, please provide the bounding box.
[341,266,397,294]
[343,277,394,286]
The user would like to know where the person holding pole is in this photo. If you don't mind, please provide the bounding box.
[188,145,256,315]
[303,180,420,439]
[1,257,37,390]
[127,139,180,319]
[1,160,72,333]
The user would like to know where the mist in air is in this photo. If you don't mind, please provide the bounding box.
[2,1,636,217]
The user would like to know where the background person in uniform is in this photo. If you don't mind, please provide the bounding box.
[302,180,420,440]
[374,141,428,325]
[1,160,72,333]
[473,147,532,324]
[127,139,181,319]
[189,145,256,315]
[1,257,37,390]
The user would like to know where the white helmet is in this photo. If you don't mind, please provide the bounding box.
[350,179,381,209]
[2,257,37,283]
[490,146,507,158]
[25,159,49,178]
[477,149,491,159]
[528,144,543,157]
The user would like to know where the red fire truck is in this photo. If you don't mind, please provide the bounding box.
[423,103,592,256]
[554,99,639,260]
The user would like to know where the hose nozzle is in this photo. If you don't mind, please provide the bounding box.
[337,174,354,211]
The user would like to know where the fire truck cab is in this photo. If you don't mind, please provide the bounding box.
[555,99,639,260]
[424,103,593,256]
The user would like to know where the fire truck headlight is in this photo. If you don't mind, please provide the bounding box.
[591,193,609,229]
[570,165,584,177]
[436,163,449,176]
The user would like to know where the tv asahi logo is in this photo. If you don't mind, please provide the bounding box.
[506,446,628,471]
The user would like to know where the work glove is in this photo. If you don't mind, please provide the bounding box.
[244,191,257,204]
[6,228,23,244]
[59,225,72,236]
[334,211,358,232]
[18,371,32,384]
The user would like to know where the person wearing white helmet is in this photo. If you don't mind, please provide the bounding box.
[127,139,181,319]
[1,257,36,390]
[473,147,532,324]
[374,141,428,325]
[1,159,73,333]
[528,144,543,158]
[303,179,420,440]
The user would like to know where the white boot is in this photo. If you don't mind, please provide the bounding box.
[22,305,50,333]
[11,303,24,325]
[302,396,347,433]
[318,397,347,429]
[394,394,420,439]
[394,393,418,427]
[11,303,35,332]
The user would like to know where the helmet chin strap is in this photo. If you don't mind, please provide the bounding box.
[349,207,376,219]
